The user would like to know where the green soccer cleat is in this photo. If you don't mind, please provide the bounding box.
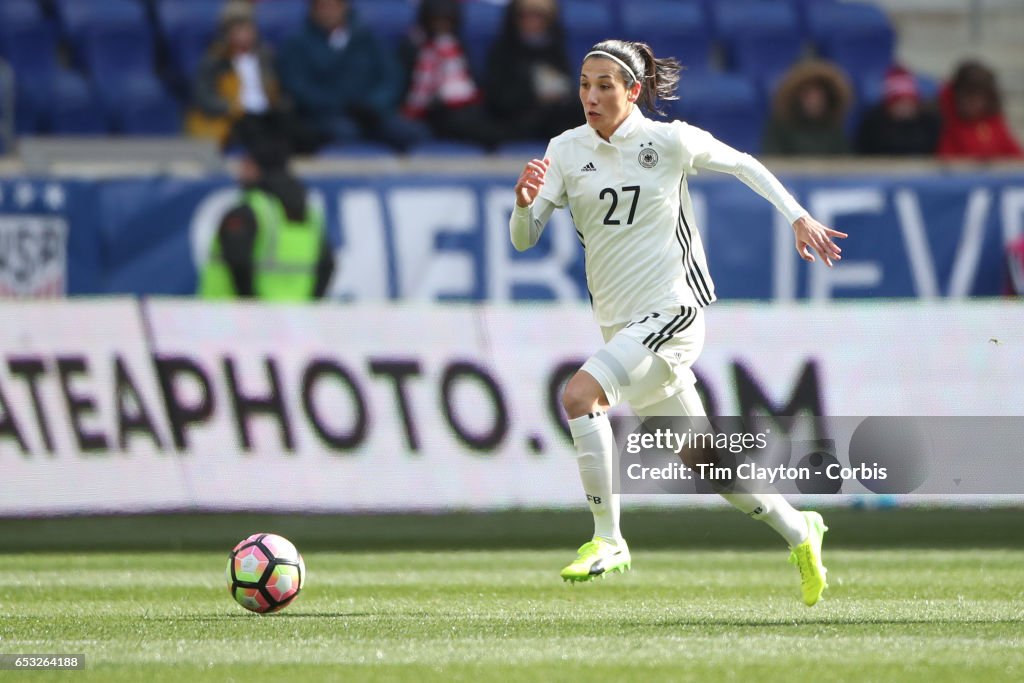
[560,538,631,583]
[788,511,829,606]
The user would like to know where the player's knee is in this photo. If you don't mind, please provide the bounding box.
[562,373,606,419]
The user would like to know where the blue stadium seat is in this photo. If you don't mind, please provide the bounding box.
[620,1,712,72]
[713,0,803,84]
[47,70,110,135]
[14,81,44,134]
[0,0,47,30]
[155,0,222,79]
[461,1,506,79]
[0,0,60,81]
[56,0,156,82]
[254,0,306,49]
[0,0,57,135]
[807,2,894,82]
[789,0,835,36]
[562,0,616,70]
[102,74,183,135]
[352,0,416,48]
[670,72,764,154]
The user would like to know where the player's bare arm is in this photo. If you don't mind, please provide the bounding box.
[793,215,848,267]
[514,158,551,208]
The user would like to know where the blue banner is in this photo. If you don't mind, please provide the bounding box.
[0,172,1021,300]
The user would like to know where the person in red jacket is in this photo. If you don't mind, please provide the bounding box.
[937,60,1023,160]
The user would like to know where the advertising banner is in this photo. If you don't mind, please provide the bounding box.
[1,173,1023,301]
[0,300,1022,514]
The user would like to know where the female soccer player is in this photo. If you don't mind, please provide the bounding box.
[510,40,845,605]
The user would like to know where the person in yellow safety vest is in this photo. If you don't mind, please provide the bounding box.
[199,118,334,300]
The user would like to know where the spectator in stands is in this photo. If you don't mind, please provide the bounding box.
[485,0,580,141]
[186,1,283,146]
[937,60,1023,160]
[399,0,503,149]
[277,0,427,152]
[199,117,334,301]
[762,61,852,156]
[855,65,941,156]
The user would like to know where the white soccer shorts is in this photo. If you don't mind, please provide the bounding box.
[580,306,705,411]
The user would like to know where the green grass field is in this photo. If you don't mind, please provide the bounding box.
[2,509,1023,682]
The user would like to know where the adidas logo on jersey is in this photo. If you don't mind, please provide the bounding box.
[580,162,597,172]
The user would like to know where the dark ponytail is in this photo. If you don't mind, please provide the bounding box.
[585,40,681,116]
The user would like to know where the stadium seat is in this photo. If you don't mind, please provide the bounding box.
[807,1,895,82]
[461,1,506,79]
[155,0,222,80]
[102,75,183,135]
[55,0,157,93]
[670,72,764,154]
[13,81,44,134]
[0,0,57,134]
[0,0,60,82]
[254,0,306,49]
[789,0,836,36]
[562,0,616,70]
[712,0,803,84]
[0,0,47,32]
[352,0,416,49]
[47,70,110,135]
[620,1,712,72]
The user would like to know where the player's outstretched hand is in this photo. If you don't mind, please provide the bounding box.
[514,158,551,208]
[793,215,847,267]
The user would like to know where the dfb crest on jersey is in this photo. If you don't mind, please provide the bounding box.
[638,144,659,169]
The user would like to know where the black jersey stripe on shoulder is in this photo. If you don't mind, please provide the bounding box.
[675,204,712,305]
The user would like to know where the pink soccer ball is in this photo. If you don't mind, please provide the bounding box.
[226,533,306,614]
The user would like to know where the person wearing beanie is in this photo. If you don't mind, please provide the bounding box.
[855,65,941,156]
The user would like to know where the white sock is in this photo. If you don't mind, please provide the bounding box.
[568,411,622,544]
[635,388,808,548]
[720,492,808,547]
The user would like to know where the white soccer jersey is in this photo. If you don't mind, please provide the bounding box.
[511,108,808,326]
